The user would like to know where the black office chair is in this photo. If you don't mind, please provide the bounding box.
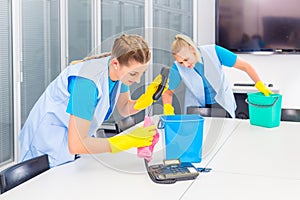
[115,116,136,133]
[187,106,229,118]
[281,109,300,122]
[0,154,50,194]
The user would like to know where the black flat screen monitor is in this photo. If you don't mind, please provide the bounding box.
[216,0,300,53]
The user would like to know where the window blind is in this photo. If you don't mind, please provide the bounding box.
[0,0,14,166]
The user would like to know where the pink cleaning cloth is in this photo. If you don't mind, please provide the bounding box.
[137,116,160,162]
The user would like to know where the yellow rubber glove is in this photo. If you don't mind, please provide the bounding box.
[134,93,151,110]
[164,103,175,115]
[255,81,274,96]
[134,75,168,110]
[107,125,156,153]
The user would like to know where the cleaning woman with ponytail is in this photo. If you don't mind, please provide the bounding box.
[19,34,162,167]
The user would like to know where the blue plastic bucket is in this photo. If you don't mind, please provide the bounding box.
[158,114,204,163]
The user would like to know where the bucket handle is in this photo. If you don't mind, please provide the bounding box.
[245,96,279,108]
[157,119,164,129]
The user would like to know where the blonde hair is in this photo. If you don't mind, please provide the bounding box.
[171,34,202,63]
[70,34,151,66]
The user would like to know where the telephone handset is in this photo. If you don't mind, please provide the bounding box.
[152,67,170,101]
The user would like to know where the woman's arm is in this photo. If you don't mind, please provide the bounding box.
[162,89,174,105]
[232,57,260,83]
[68,115,111,154]
[116,91,139,117]
[233,57,273,96]
[162,90,175,115]
[68,114,156,154]
[117,74,167,116]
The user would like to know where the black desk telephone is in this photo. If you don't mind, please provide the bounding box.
[145,159,200,184]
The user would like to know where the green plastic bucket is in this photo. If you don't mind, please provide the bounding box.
[246,92,282,128]
[158,114,204,163]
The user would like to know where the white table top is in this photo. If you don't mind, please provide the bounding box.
[193,117,240,168]
[182,119,300,199]
[208,120,300,179]
[0,153,193,200]
[1,117,299,200]
[182,171,300,200]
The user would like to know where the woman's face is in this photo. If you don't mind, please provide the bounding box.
[110,58,149,86]
[173,46,197,68]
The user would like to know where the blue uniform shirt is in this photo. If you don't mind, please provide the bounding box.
[168,45,237,104]
[66,76,129,121]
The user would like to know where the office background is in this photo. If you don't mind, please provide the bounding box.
[0,0,194,170]
[1,0,299,171]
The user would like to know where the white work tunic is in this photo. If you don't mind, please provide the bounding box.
[19,57,120,167]
[175,45,236,118]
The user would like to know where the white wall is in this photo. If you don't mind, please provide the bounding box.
[197,0,300,109]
